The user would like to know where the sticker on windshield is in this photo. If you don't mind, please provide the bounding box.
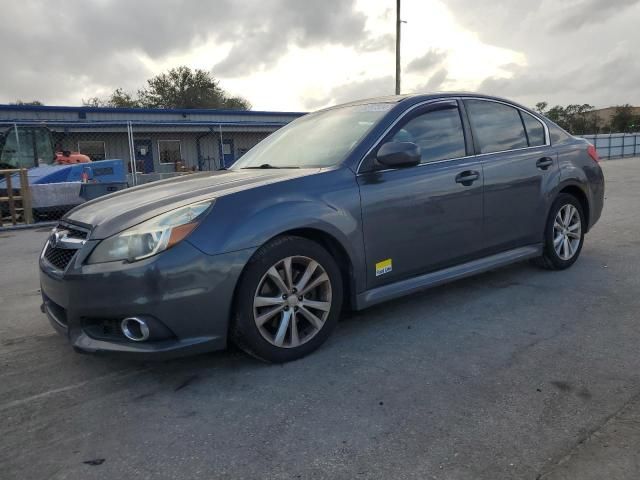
[375,258,393,277]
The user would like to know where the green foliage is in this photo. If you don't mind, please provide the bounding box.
[83,88,140,108]
[609,104,640,133]
[536,101,640,134]
[535,102,600,135]
[83,67,251,110]
[534,102,548,115]
[11,100,44,106]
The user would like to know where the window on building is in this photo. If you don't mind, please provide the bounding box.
[0,127,54,168]
[520,111,546,147]
[391,107,466,163]
[158,140,182,164]
[77,141,106,161]
[465,100,529,154]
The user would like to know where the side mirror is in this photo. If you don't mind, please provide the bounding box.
[376,142,421,168]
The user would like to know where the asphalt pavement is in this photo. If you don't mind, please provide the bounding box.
[1,158,639,479]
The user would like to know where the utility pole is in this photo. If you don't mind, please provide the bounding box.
[395,0,402,95]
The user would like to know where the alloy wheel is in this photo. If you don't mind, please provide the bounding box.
[553,204,582,261]
[253,256,332,348]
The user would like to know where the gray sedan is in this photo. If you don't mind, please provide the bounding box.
[39,93,605,362]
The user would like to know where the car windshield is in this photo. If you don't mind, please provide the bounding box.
[232,103,394,169]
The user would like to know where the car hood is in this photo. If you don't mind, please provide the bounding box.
[64,168,315,239]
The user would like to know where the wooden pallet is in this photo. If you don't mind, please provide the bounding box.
[0,169,33,226]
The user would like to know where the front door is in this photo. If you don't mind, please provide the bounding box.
[134,139,154,173]
[358,102,484,289]
[463,99,558,252]
[219,138,235,169]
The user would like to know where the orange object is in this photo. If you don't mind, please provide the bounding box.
[54,150,91,165]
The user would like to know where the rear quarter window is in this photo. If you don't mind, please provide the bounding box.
[548,122,573,145]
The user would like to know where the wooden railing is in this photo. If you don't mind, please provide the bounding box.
[1,169,33,226]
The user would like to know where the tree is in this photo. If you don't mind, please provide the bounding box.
[534,102,548,115]
[84,67,251,110]
[11,100,44,106]
[83,88,140,108]
[534,102,599,134]
[609,104,637,133]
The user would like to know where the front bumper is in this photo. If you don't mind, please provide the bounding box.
[39,239,256,360]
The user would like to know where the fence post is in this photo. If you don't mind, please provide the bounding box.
[622,134,625,159]
[127,121,137,186]
[6,172,17,225]
[218,124,224,170]
[20,168,33,224]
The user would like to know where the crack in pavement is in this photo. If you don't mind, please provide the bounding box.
[536,389,640,479]
[0,367,149,412]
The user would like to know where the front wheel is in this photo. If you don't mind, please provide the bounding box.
[231,236,343,363]
[534,193,585,270]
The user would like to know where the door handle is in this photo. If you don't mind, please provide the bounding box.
[536,157,554,170]
[455,170,480,186]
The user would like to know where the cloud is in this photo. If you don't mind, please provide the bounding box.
[478,52,640,107]
[357,33,395,53]
[0,0,369,104]
[550,0,640,33]
[412,68,448,93]
[406,49,447,74]
[303,76,395,110]
[214,0,368,76]
[442,0,640,107]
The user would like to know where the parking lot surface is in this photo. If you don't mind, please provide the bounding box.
[1,158,639,480]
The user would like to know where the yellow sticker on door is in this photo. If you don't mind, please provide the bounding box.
[375,258,393,277]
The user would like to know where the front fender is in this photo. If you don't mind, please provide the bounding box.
[186,168,366,291]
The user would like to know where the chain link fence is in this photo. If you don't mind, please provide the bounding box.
[0,120,287,227]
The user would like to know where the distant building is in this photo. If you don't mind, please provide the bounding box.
[589,106,640,128]
[0,104,303,173]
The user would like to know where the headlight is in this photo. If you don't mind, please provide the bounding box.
[87,200,213,264]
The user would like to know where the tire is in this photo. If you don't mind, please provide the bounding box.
[230,235,343,363]
[534,193,586,270]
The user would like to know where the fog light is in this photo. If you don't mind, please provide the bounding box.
[121,317,150,342]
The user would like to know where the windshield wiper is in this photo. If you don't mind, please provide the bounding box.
[241,164,299,169]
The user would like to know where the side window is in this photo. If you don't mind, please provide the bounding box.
[520,111,546,147]
[391,108,466,163]
[465,100,528,153]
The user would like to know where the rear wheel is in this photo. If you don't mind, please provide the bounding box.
[534,193,585,270]
[231,236,343,363]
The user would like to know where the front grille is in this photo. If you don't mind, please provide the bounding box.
[42,223,89,271]
[64,226,88,239]
[44,246,77,270]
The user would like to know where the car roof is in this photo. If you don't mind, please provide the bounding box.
[324,92,535,114]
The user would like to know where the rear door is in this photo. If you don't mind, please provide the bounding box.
[358,101,484,288]
[463,99,558,252]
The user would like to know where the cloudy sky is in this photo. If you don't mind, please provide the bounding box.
[1,0,638,111]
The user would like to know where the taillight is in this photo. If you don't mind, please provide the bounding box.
[587,144,600,163]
